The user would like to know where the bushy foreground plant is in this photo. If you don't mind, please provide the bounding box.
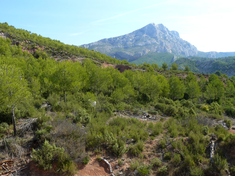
[32,140,77,175]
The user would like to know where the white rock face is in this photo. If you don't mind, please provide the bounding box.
[81,23,198,61]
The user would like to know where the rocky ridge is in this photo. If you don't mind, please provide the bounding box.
[81,23,198,62]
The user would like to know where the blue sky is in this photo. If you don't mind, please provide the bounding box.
[1,0,235,52]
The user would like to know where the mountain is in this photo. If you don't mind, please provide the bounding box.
[197,51,235,58]
[81,23,198,62]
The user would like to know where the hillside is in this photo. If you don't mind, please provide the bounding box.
[131,52,175,66]
[2,22,235,176]
[175,56,235,77]
[81,23,198,62]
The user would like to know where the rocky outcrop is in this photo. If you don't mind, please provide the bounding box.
[0,32,9,39]
[81,23,198,62]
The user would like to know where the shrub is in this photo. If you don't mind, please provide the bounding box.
[130,160,139,170]
[189,108,197,117]
[97,155,102,161]
[159,139,166,149]
[177,107,188,118]
[112,138,128,157]
[0,122,9,137]
[151,157,162,167]
[129,141,144,156]
[165,105,177,116]
[190,167,204,176]
[155,103,166,113]
[32,140,76,175]
[184,155,195,167]
[147,122,154,130]
[48,120,87,161]
[230,165,235,173]
[73,107,91,125]
[152,122,163,136]
[202,126,209,135]
[82,156,90,164]
[225,107,235,118]
[201,104,209,112]
[213,153,228,171]
[209,102,223,115]
[158,166,168,175]
[164,152,171,160]
[171,153,181,166]
[118,159,123,166]
[138,164,151,176]
[182,100,195,108]
[148,110,158,115]
[224,119,232,129]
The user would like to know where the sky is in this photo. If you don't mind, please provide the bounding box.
[1,0,235,52]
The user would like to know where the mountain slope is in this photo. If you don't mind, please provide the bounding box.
[175,56,235,76]
[131,52,174,66]
[81,23,198,62]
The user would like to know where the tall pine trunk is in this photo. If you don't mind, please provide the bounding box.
[12,107,17,136]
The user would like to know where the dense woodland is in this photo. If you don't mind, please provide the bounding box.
[1,22,235,175]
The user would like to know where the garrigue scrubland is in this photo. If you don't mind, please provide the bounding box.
[1,22,235,176]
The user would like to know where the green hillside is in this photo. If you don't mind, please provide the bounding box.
[174,57,199,72]
[175,56,235,76]
[1,22,235,176]
[131,52,174,67]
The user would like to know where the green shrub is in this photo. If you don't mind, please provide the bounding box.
[82,156,90,164]
[112,139,128,157]
[165,105,177,116]
[129,141,144,156]
[184,155,195,167]
[159,139,166,149]
[225,107,235,118]
[147,122,154,130]
[164,152,171,160]
[201,104,209,112]
[155,103,166,113]
[171,153,181,166]
[190,167,204,176]
[118,159,123,166]
[158,166,168,175]
[152,122,163,136]
[130,160,139,170]
[189,108,196,117]
[97,155,102,161]
[202,126,209,135]
[230,165,235,173]
[0,122,9,136]
[209,102,223,115]
[148,110,158,115]
[182,100,195,108]
[207,113,223,120]
[151,157,162,167]
[32,140,76,175]
[213,153,228,171]
[177,107,188,118]
[138,164,151,176]
[224,119,232,129]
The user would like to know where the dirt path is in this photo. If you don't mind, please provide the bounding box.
[75,156,110,176]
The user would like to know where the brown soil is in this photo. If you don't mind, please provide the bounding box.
[229,130,235,134]
[75,156,110,176]
[101,62,115,68]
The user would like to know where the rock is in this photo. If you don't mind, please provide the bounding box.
[134,169,138,175]
[81,23,198,62]
[116,165,119,169]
